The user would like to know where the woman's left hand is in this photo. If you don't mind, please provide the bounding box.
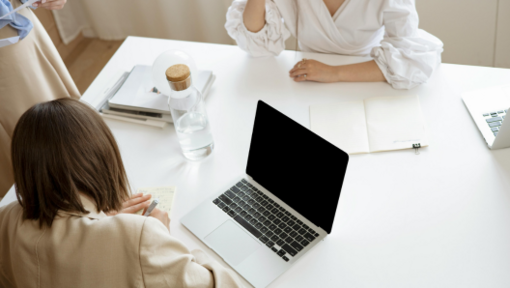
[33,0,67,10]
[289,59,339,83]
[106,193,152,216]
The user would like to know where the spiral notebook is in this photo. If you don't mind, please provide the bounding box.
[310,95,428,154]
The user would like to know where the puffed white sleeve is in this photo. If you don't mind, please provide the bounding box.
[225,0,291,57]
[370,0,443,90]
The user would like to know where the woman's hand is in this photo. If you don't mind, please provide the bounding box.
[289,59,340,83]
[106,193,151,216]
[33,0,67,10]
[290,59,386,83]
[149,208,171,232]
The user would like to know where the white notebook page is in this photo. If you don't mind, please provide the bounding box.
[310,101,370,154]
[135,186,176,215]
[364,95,428,153]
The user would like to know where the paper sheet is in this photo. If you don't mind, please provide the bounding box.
[135,186,176,215]
[0,0,38,20]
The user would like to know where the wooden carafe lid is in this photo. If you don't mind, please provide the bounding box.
[165,64,191,91]
[166,64,190,81]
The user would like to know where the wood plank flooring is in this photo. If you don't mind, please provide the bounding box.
[33,8,85,60]
[64,39,125,94]
[33,7,122,94]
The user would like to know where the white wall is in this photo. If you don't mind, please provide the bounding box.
[416,0,499,67]
[495,0,510,68]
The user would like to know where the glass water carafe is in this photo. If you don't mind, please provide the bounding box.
[166,64,214,160]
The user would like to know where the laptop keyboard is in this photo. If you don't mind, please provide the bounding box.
[484,109,507,136]
[212,179,319,262]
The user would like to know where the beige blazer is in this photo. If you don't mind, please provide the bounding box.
[0,0,81,198]
[0,196,245,288]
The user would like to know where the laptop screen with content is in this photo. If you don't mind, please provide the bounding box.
[246,101,349,234]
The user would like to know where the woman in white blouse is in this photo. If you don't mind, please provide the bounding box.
[225,0,444,89]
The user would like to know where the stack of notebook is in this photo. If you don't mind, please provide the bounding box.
[84,65,215,128]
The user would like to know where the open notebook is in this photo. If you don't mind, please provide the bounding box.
[310,95,428,154]
[135,186,176,215]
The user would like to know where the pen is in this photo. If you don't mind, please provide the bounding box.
[144,199,159,216]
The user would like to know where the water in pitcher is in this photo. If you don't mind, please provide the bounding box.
[175,111,214,160]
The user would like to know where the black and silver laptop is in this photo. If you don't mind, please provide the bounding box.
[181,101,349,287]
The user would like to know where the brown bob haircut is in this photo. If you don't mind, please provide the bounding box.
[11,98,130,227]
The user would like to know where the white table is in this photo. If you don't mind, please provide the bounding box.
[4,36,510,287]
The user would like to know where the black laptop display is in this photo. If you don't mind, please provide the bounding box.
[247,101,349,234]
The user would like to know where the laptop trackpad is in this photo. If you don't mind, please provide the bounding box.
[204,220,261,266]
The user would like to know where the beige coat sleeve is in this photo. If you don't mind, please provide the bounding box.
[139,217,245,288]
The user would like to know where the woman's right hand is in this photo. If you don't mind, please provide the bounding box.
[149,208,171,232]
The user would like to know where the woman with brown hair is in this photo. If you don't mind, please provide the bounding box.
[0,98,243,287]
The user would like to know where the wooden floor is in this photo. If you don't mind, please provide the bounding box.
[32,8,124,94]
[64,38,125,94]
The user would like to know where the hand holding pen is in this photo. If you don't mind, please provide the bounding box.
[143,199,170,232]
[143,199,159,216]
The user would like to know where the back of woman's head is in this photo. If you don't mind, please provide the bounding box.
[11,98,130,227]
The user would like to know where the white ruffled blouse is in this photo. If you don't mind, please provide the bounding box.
[225,0,444,90]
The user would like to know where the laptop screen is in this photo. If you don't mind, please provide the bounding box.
[246,101,349,234]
